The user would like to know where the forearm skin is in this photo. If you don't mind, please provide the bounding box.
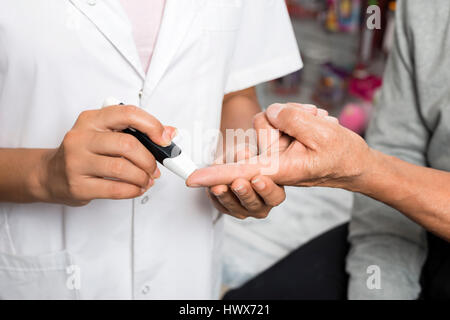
[0,148,52,203]
[349,149,450,241]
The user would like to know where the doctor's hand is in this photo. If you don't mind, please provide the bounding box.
[207,144,286,220]
[38,105,176,206]
[187,103,370,190]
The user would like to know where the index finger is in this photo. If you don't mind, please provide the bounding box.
[187,162,263,187]
[97,105,172,147]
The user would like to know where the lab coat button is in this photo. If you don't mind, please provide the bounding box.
[141,284,150,295]
[87,0,96,6]
[141,196,149,205]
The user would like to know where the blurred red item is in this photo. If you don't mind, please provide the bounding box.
[286,0,320,19]
[348,69,382,102]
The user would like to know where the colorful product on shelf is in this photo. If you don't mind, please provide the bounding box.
[325,0,339,32]
[313,63,350,110]
[340,66,382,135]
[325,0,361,33]
[348,67,382,102]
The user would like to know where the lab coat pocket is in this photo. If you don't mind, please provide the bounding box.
[202,0,243,32]
[0,251,79,300]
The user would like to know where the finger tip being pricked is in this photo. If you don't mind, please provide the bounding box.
[185,176,199,188]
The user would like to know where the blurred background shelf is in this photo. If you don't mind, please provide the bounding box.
[257,18,361,117]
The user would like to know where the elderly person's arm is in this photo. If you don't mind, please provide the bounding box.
[187,101,447,239]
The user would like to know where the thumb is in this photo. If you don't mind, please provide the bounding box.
[266,104,325,149]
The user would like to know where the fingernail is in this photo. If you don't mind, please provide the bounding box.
[252,178,265,191]
[266,104,285,120]
[171,128,178,140]
[162,129,172,146]
[233,185,246,196]
[152,167,161,180]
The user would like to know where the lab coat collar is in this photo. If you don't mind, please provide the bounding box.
[69,0,204,94]
[69,0,146,79]
[144,0,204,96]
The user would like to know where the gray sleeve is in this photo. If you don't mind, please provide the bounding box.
[346,0,428,300]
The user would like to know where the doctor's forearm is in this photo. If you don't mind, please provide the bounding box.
[350,149,450,241]
[0,148,52,203]
[219,87,261,156]
[220,87,261,132]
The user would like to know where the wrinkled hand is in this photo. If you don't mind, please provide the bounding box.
[187,103,371,190]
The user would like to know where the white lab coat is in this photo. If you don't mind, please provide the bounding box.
[0,0,301,299]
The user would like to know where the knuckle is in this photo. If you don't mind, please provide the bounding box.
[252,112,266,127]
[77,110,95,123]
[62,130,87,154]
[247,200,261,211]
[121,105,139,121]
[235,190,249,200]
[319,128,334,141]
[63,130,79,148]
[256,212,269,219]
[108,183,126,199]
[118,134,138,152]
[109,159,125,177]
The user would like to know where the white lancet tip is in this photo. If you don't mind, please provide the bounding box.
[163,152,198,180]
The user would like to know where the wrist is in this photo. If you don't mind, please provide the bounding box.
[27,149,55,202]
[347,147,383,194]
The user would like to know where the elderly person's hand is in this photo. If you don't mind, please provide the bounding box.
[187,103,371,190]
[204,103,329,219]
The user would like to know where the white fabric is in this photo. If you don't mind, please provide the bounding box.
[0,0,302,299]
